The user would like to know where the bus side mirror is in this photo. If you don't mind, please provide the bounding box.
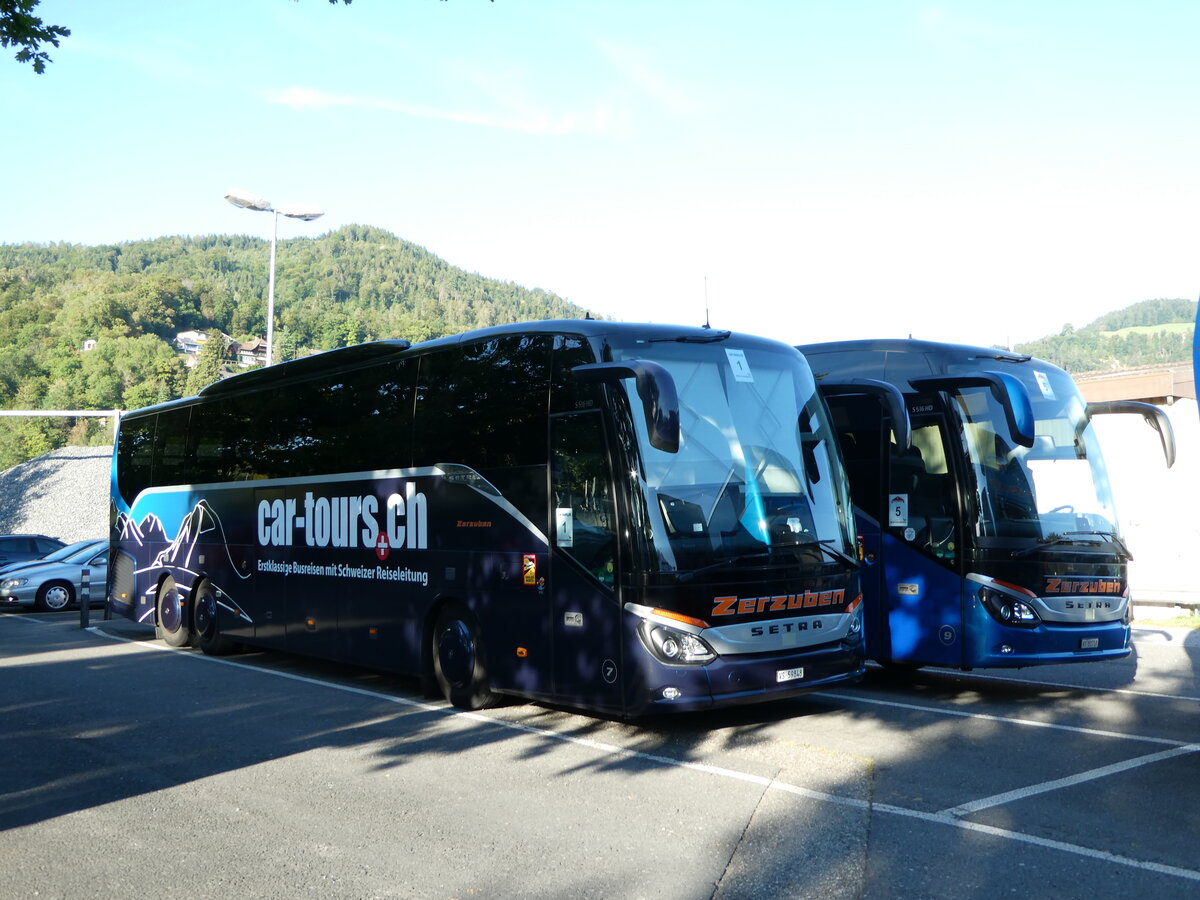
[910,371,1035,448]
[572,360,681,453]
[1087,400,1176,468]
[816,377,912,451]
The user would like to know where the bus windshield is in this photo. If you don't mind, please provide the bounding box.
[953,367,1120,545]
[613,341,854,575]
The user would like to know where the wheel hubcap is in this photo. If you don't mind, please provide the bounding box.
[160,588,183,632]
[195,593,214,636]
[437,620,475,688]
[46,586,69,610]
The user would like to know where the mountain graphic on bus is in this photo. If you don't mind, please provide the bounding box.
[117,499,253,625]
[119,511,168,548]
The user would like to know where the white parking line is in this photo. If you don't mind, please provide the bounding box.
[941,744,1200,817]
[86,625,1200,885]
[915,668,1200,704]
[815,691,1191,747]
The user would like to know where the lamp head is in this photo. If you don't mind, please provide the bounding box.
[278,204,324,222]
[224,189,272,212]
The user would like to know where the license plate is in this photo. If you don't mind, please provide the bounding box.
[776,667,805,683]
[1080,638,1100,650]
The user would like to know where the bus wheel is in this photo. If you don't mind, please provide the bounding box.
[193,581,234,656]
[432,603,497,710]
[156,577,191,648]
[877,660,923,680]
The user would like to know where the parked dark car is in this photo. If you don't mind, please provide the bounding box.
[0,539,100,578]
[0,540,108,611]
[0,534,65,568]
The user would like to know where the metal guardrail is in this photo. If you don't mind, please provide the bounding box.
[1132,590,1200,613]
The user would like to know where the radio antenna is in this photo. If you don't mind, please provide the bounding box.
[703,276,711,329]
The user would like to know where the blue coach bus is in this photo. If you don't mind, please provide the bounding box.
[108,321,865,715]
[796,339,1174,670]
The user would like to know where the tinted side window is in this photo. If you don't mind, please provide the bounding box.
[191,397,257,483]
[550,334,604,414]
[255,377,347,478]
[338,361,415,472]
[825,395,884,515]
[154,407,193,488]
[117,414,157,505]
[414,336,551,528]
[413,336,551,470]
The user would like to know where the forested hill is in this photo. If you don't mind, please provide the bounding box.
[1012,298,1196,373]
[0,226,588,469]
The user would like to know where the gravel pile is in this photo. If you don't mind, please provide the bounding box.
[0,445,112,543]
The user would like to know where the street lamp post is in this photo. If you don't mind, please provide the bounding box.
[224,189,324,366]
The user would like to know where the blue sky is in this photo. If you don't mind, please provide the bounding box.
[4,0,1199,346]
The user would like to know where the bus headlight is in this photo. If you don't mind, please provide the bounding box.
[847,594,863,635]
[981,587,1041,629]
[639,621,716,665]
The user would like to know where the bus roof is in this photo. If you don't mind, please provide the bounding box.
[124,319,792,419]
[797,338,1051,387]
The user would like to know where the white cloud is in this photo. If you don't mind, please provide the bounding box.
[265,86,609,136]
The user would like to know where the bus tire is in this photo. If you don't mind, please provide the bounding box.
[156,576,191,648]
[193,580,235,656]
[877,660,923,679]
[432,602,498,710]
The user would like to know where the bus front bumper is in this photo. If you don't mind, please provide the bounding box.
[634,640,865,714]
[968,618,1131,668]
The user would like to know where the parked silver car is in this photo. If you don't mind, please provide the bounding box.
[0,540,108,611]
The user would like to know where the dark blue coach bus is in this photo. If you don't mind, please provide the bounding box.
[108,321,865,715]
[797,339,1174,671]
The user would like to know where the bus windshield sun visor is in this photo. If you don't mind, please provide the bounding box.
[816,378,912,451]
[1087,400,1176,468]
[572,360,681,453]
[909,371,1035,448]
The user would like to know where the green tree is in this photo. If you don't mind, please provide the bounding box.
[0,0,68,74]
[0,226,590,468]
[185,333,227,396]
[3,1,354,74]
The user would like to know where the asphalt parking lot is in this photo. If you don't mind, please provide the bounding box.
[1,609,1197,898]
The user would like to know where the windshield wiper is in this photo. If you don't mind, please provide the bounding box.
[1011,531,1133,561]
[676,540,859,583]
[816,539,861,568]
[677,550,773,583]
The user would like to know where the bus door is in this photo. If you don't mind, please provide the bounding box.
[881,398,966,667]
[822,393,888,657]
[549,410,624,712]
[824,393,965,666]
[817,379,910,661]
